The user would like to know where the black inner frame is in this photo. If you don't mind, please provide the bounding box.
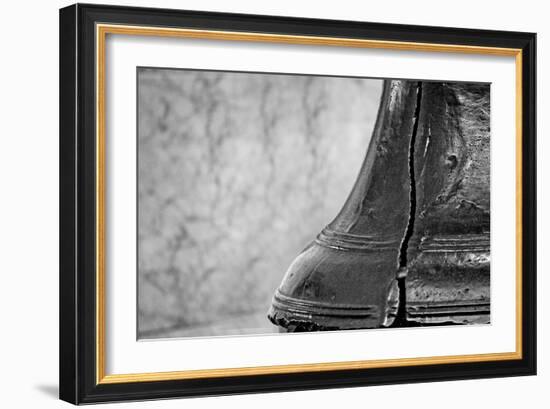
[59,3,536,404]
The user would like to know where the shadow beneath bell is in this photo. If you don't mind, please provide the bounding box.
[35,384,58,399]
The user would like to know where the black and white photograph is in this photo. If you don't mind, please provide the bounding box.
[137,68,491,340]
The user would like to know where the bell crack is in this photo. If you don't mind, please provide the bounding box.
[392,81,423,327]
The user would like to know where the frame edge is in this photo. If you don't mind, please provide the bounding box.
[520,32,537,376]
[59,3,78,405]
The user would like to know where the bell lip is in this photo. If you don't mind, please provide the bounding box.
[270,290,382,318]
[267,290,397,331]
[406,299,491,325]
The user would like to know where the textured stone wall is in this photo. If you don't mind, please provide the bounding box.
[137,68,382,337]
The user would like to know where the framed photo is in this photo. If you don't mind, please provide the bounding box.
[59,3,536,404]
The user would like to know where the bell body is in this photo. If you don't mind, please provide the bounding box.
[405,82,491,324]
[268,81,420,331]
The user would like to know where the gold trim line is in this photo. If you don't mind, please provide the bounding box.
[100,352,521,384]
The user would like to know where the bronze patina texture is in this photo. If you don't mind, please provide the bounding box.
[405,82,490,325]
[268,81,421,331]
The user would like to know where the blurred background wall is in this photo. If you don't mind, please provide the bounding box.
[137,68,382,338]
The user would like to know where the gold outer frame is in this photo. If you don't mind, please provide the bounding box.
[95,23,523,385]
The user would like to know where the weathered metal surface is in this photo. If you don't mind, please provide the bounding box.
[405,82,490,324]
[268,81,420,331]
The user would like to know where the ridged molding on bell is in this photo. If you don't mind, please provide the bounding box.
[268,80,420,331]
[405,82,491,324]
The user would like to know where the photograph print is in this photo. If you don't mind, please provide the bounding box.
[137,67,490,340]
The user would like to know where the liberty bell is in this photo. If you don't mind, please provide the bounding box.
[268,80,421,331]
[268,79,491,331]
